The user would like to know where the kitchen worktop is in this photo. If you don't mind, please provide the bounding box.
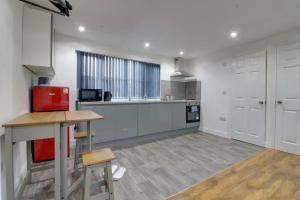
[78,99,200,105]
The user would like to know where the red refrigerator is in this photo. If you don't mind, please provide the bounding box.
[32,86,70,162]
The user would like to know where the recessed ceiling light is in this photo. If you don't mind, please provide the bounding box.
[230,31,238,38]
[78,26,85,32]
[144,42,150,48]
[179,51,184,55]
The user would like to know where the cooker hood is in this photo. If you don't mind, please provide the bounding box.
[170,71,193,77]
[170,57,193,78]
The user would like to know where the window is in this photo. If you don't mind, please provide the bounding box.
[77,51,160,99]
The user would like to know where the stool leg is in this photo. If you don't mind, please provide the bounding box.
[106,162,114,200]
[83,167,92,200]
[104,166,108,192]
[92,136,95,150]
[74,140,79,171]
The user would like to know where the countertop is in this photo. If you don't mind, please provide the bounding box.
[78,100,200,105]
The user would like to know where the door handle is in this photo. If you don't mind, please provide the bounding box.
[277,100,283,104]
[259,101,265,105]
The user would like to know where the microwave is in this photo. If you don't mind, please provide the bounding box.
[78,89,102,102]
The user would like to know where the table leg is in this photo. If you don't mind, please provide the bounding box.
[61,124,68,199]
[26,141,32,183]
[5,128,14,200]
[54,124,61,200]
[87,121,92,151]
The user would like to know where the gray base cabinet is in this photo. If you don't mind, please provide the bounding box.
[138,104,173,136]
[171,103,187,130]
[79,105,138,143]
[78,102,187,143]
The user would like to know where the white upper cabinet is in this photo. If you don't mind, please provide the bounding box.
[22,6,54,75]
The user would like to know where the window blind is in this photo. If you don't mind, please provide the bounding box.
[77,51,160,99]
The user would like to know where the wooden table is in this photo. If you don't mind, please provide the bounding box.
[168,149,300,200]
[2,112,66,200]
[2,110,103,200]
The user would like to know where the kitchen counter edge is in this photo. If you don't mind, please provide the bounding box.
[78,100,200,105]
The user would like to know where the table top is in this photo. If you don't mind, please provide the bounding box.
[2,112,66,128]
[2,110,103,128]
[168,149,300,200]
[65,110,104,123]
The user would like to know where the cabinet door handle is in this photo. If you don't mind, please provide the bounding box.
[277,100,283,104]
[259,101,265,105]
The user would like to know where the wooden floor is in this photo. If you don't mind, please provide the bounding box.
[22,132,263,200]
[169,149,300,200]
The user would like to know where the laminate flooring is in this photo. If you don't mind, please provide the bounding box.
[168,149,300,200]
[21,132,263,200]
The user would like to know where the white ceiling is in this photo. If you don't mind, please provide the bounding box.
[54,0,300,58]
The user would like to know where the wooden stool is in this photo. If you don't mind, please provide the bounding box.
[82,148,116,200]
[74,131,96,170]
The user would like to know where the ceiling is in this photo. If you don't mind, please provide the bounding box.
[54,0,300,58]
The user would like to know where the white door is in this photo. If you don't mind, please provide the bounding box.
[276,44,300,155]
[231,51,266,146]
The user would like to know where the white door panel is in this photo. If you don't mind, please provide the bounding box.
[277,44,300,67]
[231,51,266,146]
[232,107,246,133]
[276,43,300,155]
[277,67,299,99]
[247,108,261,136]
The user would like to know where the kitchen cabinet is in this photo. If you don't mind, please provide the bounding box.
[171,103,187,130]
[79,105,138,143]
[22,6,55,75]
[78,102,190,143]
[138,103,172,136]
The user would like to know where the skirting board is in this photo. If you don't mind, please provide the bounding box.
[265,141,273,148]
[202,127,230,138]
[201,127,270,148]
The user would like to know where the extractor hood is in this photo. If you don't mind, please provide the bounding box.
[170,57,193,78]
[170,71,193,77]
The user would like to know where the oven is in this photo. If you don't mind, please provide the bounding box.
[186,102,200,123]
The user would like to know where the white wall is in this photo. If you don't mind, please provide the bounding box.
[51,33,175,112]
[186,52,233,138]
[0,0,32,199]
[186,27,300,148]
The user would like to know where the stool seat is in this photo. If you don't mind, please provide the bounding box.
[74,131,96,139]
[83,148,116,166]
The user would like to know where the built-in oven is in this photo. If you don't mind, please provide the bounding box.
[186,102,200,123]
